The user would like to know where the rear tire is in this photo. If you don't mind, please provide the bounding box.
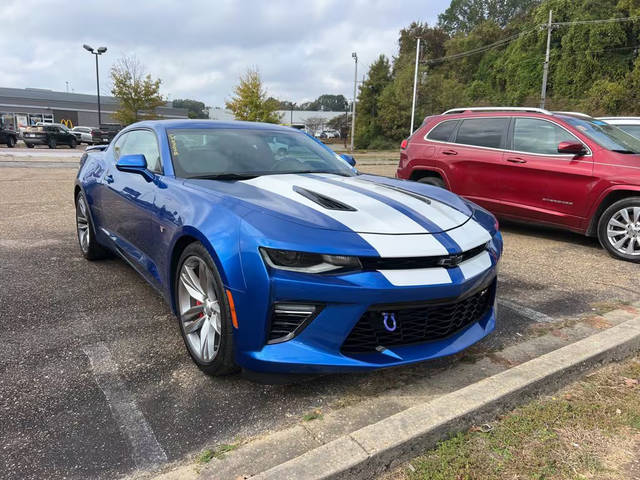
[418,176,447,189]
[175,242,238,376]
[597,197,640,263]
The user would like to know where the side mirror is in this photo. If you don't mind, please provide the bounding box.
[340,153,356,166]
[116,154,154,181]
[557,141,586,155]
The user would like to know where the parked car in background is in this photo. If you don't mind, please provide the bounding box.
[91,123,122,144]
[23,123,77,149]
[0,124,18,148]
[598,117,640,139]
[72,126,98,144]
[397,107,640,263]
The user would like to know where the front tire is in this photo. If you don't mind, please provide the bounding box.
[175,243,237,376]
[597,197,640,263]
[7,136,15,148]
[26,142,34,149]
[75,192,107,260]
[48,138,56,149]
[69,138,77,149]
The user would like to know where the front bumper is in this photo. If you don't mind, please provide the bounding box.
[233,234,502,374]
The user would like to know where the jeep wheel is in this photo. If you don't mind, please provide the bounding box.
[597,197,640,263]
[418,176,447,189]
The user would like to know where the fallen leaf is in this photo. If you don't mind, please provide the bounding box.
[623,377,638,387]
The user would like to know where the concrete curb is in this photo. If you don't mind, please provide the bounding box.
[251,315,640,480]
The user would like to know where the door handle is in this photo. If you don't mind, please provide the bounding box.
[105,174,114,184]
[442,149,458,155]
[506,157,527,164]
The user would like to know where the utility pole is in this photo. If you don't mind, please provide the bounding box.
[65,81,70,93]
[350,52,358,152]
[410,38,421,135]
[540,9,553,109]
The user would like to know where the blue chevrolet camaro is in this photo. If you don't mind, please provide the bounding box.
[74,120,502,379]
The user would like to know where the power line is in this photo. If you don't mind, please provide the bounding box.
[552,16,640,26]
[423,16,640,65]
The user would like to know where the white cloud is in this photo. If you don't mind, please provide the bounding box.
[0,0,449,106]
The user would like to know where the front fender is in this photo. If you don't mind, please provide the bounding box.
[586,185,640,234]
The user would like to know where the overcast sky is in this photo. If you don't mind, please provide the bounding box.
[2,0,449,108]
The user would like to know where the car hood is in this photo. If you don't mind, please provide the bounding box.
[183,173,473,235]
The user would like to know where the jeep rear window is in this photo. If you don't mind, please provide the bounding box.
[426,120,458,142]
[455,118,508,149]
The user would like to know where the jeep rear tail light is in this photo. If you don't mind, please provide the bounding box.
[400,139,408,150]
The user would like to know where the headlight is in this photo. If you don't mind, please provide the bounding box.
[260,248,361,273]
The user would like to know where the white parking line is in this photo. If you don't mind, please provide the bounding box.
[498,298,555,323]
[83,343,167,469]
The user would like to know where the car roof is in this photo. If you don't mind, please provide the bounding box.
[427,107,594,123]
[130,119,298,132]
[597,117,640,125]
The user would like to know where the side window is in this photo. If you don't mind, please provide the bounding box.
[426,121,458,142]
[113,133,128,161]
[119,130,162,173]
[455,118,508,148]
[513,118,581,155]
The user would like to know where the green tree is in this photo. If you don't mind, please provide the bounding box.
[225,68,282,123]
[110,56,166,125]
[354,55,392,148]
[172,99,209,119]
[438,0,539,34]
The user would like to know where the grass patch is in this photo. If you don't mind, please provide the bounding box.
[393,356,640,480]
[197,443,238,463]
[303,409,323,421]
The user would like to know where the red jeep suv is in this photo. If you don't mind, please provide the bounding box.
[397,107,640,263]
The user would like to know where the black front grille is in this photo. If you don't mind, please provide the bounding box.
[341,281,495,354]
[359,243,487,270]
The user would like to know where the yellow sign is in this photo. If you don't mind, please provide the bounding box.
[60,118,74,128]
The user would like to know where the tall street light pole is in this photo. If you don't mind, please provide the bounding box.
[83,44,108,126]
[350,52,358,153]
[410,38,421,135]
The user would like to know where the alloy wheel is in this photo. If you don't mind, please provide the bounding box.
[76,197,90,253]
[607,206,640,256]
[177,256,221,362]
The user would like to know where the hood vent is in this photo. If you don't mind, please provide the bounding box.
[293,186,357,211]
[363,180,432,205]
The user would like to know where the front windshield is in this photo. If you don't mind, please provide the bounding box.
[560,116,640,154]
[167,128,355,179]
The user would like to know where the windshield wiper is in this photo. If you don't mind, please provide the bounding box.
[187,173,260,180]
[611,149,638,154]
[289,170,354,177]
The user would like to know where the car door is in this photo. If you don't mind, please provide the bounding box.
[499,117,595,228]
[99,129,162,276]
[439,117,510,214]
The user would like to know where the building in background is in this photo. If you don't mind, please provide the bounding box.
[0,87,188,133]
[276,110,345,135]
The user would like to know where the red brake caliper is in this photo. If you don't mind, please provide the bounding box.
[196,300,204,318]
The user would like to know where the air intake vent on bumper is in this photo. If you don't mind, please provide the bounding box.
[267,303,321,344]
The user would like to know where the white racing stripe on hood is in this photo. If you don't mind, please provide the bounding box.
[360,233,449,257]
[323,175,469,230]
[242,174,428,234]
[378,268,452,287]
[447,219,492,251]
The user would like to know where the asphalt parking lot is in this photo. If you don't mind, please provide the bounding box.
[0,163,638,480]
